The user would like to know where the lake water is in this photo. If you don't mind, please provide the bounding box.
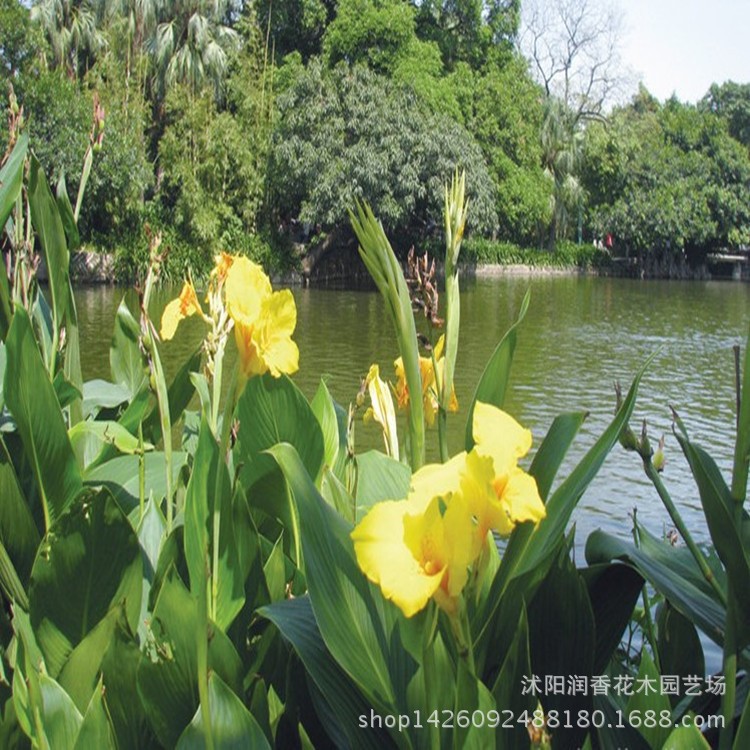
[74,273,750,554]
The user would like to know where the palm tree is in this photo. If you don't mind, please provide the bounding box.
[32,0,107,76]
[148,0,239,100]
[540,98,584,250]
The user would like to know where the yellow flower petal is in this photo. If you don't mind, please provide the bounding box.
[160,297,184,341]
[472,401,532,475]
[225,256,272,324]
[408,453,465,512]
[365,364,399,458]
[159,280,202,340]
[352,501,443,618]
[260,336,300,378]
[502,468,545,525]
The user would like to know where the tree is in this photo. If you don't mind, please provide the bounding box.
[270,61,497,241]
[414,0,520,70]
[520,0,626,121]
[323,0,416,74]
[519,0,628,248]
[582,94,750,258]
[148,0,239,100]
[31,0,107,76]
[158,84,265,252]
[700,80,750,149]
[456,54,551,244]
[540,98,583,248]
[1,0,44,83]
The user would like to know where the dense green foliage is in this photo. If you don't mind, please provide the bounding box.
[3,0,750,279]
[583,89,750,256]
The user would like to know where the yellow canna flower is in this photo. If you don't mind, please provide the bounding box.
[225,256,299,379]
[211,251,234,283]
[351,473,475,618]
[393,335,458,427]
[364,364,399,458]
[160,280,204,340]
[462,402,546,537]
[351,402,544,618]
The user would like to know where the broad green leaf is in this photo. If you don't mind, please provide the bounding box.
[320,467,355,523]
[55,173,80,251]
[0,540,28,610]
[581,563,645,675]
[0,133,27,337]
[311,379,340,470]
[28,155,70,336]
[626,649,672,748]
[29,489,142,677]
[58,605,124,712]
[84,452,188,515]
[465,288,529,451]
[586,528,726,647]
[491,605,535,750]
[594,693,651,750]
[53,370,82,410]
[69,419,150,458]
[236,373,325,489]
[142,346,202,445]
[353,450,411,517]
[109,298,147,398]
[235,375,324,563]
[176,672,271,750]
[526,543,595,750]
[63,279,83,430]
[261,596,391,750]
[136,571,243,748]
[516,366,646,576]
[38,673,83,749]
[529,411,588,500]
[184,417,244,632]
[31,288,54,368]
[82,379,131,418]
[268,444,396,713]
[674,433,750,646]
[73,677,116,750]
[0,133,27,230]
[663,721,711,749]
[5,307,81,529]
[0,436,39,587]
[657,603,705,700]
[87,386,152,471]
[101,616,156,749]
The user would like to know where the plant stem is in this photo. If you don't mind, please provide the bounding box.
[643,459,727,606]
[438,407,449,463]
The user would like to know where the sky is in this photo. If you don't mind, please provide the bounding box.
[620,0,750,103]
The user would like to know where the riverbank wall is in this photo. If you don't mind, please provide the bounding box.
[57,250,749,284]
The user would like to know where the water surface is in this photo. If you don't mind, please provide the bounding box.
[74,274,750,551]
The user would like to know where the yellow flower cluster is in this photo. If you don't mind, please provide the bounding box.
[393,335,458,426]
[351,402,545,618]
[159,254,299,380]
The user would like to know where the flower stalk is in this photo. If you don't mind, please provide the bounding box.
[439,170,468,461]
[350,201,425,469]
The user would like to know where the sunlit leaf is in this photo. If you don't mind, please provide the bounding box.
[5,307,82,529]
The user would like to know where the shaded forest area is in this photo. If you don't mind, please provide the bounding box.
[3,0,750,279]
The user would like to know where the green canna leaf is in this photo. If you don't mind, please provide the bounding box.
[5,307,82,529]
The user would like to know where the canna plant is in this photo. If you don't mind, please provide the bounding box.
[587,327,750,750]
[0,114,731,750]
